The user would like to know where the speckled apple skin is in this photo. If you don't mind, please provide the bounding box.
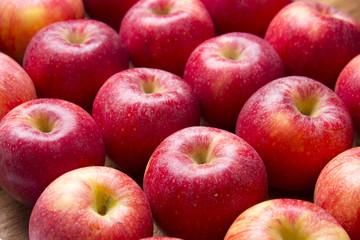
[143,126,267,240]
[23,19,129,112]
[92,68,200,177]
[29,166,153,240]
[335,54,360,133]
[265,1,360,89]
[314,147,360,240]
[0,98,106,206]
[200,0,291,36]
[0,52,37,120]
[225,199,350,240]
[236,76,353,191]
[183,32,285,132]
[0,0,84,63]
[119,0,215,76]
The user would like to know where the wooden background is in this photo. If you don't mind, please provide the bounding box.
[1,0,360,239]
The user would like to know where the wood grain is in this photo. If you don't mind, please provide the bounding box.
[1,0,359,239]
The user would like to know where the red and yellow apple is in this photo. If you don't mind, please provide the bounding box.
[225,198,350,239]
[29,166,153,240]
[236,76,353,191]
[0,0,84,63]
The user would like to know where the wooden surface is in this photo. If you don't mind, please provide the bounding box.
[1,0,360,239]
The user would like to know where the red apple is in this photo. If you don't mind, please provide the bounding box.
[29,166,153,240]
[83,0,139,31]
[314,147,360,239]
[335,54,360,133]
[236,76,353,191]
[143,126,268,240]
[119,0,215,76]
[0,98,106,206]
[264,0,360,89]
[0,0,84,63]
[225,198,350,239]
[183,32,285,132]
[92,68,200,177]
[200,0,291,36]
[23,19,129,112]
[0,52,37,120]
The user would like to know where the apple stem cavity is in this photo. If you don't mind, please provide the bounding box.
[152,3,173,16]
[220,47,244,61]
[190,147,214,165]
[66,31,88,45]
[92,186,116,216]
[140,78,163,94]
[293,94,320,117]
[27,112,58,133]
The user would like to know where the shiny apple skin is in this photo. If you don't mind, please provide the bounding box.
[92,68,200,177]
[0,52,37,120]
[183,32,285,131]
[236,76,353,191]
[29,166,153,240]
[265,1,360,89]
[23,19,129,112]
[225,198,350,240]
[144,126,267,240]
[119,0,215,76]
[0,0,84,63]
[0,98,106,206]
[314,147,360,240]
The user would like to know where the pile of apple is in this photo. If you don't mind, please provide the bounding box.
[1,0,360,239]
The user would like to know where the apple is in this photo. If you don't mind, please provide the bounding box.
[83,0,139,31]
[0,52,37,120]
[119,0,215,76]
[236,76,353,191]
[314,147,360,239]
[224,198,350,239]
[335,54,360,133]
[0,0,84,63]
[143,126,268,240]
[23,19,129,113]
[199,0,291,36]
[29,166,153,240]
[92,68,200,177]
[0,98,106,206]
[264,0,360,89]
[183,32,285,132]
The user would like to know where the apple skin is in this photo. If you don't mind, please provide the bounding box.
[335,54,360,134]
[314,147,360,239]
[224,198,350,240]
[143,126,268,240]
[183,32,285,132]
[140,238,183,240]
[199,0,291,36]
[119,0,215,76]
[29,166,153,240]
[236,76,353,191]
[0,98,106,206]
[0,52,37,120]
[0,0,84,63]
[83,0,139,31]
[92,68,200,177]
[23,19,129,113]
[264,0,360,89]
